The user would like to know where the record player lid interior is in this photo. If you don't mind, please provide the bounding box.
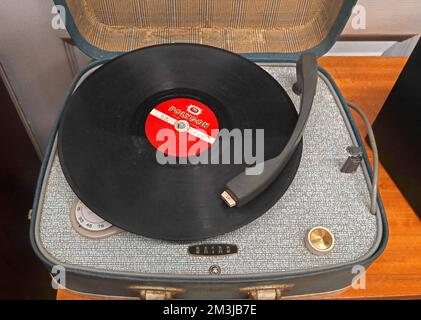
[57,0,356,59]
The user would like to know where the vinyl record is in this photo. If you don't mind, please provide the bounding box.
[58,43,302,240]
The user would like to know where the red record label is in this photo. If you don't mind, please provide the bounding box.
[145,98,219,157]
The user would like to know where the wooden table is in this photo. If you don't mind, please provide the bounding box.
[58,56,421,300]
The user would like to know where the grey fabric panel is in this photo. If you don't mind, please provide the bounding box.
[38,66,377,276]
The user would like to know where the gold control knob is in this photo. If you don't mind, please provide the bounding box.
[305,226,335,255]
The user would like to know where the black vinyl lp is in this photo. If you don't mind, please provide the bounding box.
[58,44,302,240]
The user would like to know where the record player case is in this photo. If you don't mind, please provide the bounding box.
[30,0,388,299]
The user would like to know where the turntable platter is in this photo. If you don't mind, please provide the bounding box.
[58,44,302,240]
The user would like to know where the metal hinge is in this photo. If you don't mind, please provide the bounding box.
[239,284,294,300]
[129,285,185,300]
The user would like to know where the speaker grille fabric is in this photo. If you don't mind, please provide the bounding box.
[66,0,343,53]
[36,65,379,276]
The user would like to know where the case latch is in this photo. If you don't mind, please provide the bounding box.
[239,284,294,300]
[130,285,185,300]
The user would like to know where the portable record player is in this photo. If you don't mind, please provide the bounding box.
[30,0,388,299]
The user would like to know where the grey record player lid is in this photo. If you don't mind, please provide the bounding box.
[54,0,357,60]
